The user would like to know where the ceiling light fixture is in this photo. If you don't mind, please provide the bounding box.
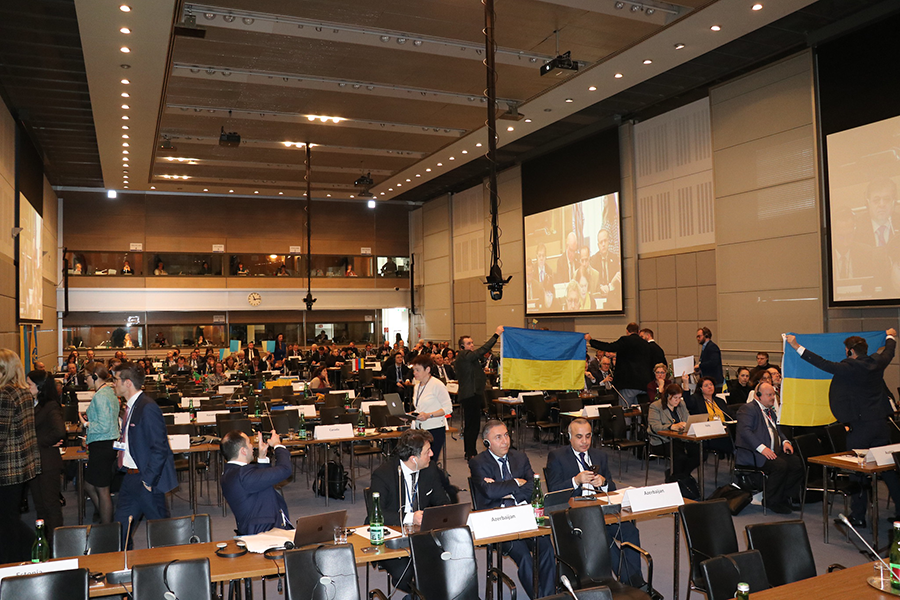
[674,43,685,50]
[507,126,514,131]
[121,104,129,109]
[367,199,376,208]
[615,73,623,78]
[630,4,641,12]
[203,188,208,191]
[643,59,652,65]
[752,3,763,9]
[122,135,129,139]
[565,98,573,103]
[425,168,431,172]
[120,46,130,53]
[524,118,532,123]
[120,27,131,34]
[710,25,721,31]
[122,143,129,147]
[589,86,597,91]
[646,8,655,15]
[119,4,130,12]
[121,92,129,97]
[121,79,130,84]
[614,1,624,8]
[150,186,155,189]
[121,116,128,120]
[476,142,482,147]
[107,190,117,198]
[436,163,442,166]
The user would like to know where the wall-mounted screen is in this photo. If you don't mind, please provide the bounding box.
[525,193,621,314]
[826,114,900,304]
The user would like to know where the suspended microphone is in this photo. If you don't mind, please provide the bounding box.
[838,513,893,568]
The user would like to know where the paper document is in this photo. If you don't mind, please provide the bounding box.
[672,356,694,379]
[355,525,401,542]
[601,486,634,506]
[237,529,295,553]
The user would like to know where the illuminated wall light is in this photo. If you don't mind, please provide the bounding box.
[367,199,376,208]
[710,25,721,31]
[119,4,130,12]
[107,190,118,199]
[120,47,130,53]
[120,27,131,34]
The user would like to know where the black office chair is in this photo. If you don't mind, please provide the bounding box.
[216,417,253,438]
[699,550,770,600]
[678,499,739,600]
[261,410,299,435]
[320,406,345,425]
[409,526,517,600]
[599,406,647,476]
[523,393,560,450]
[0,568,88,600]
[548,504,652,599]
[146,514,212,548]
[535,587,613,600]
[283,543,388,600]
[370,405,403,427]
[793,433,851,518]
[558,397,583,414]
[325,393,348,409]
[731,444,768,516]
[745,520,843,587]
[823,423,848,453]
[131,558,213,600]
[52,522,121,558]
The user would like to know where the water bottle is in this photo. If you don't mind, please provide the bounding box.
[531,474,545,526]
[370,492,384,545]
[890,521,900,590]
[31,519,49,563]
[734,582,749,600]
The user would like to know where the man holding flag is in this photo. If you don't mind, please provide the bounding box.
[786,328,900,527]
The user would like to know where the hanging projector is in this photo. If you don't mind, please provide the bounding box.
[484,264,512,301]
[219,126,241,148]
[539,51,578,77]
[354,172,374,187]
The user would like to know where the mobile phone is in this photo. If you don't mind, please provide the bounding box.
[590,464,602,474]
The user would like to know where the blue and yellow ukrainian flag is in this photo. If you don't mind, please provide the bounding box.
[501,327,585,391]
[781,330,886,427]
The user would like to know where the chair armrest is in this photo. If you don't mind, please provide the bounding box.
[369,589,389,600]
[555,555,582,584]
[620,542,653,589]
[487,567,517,600]
[408,583,426,600]
[827,563,846,572]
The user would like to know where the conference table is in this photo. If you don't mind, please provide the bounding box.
[730,561,892,599]
[656,428,731,499]
[807,452,897,548]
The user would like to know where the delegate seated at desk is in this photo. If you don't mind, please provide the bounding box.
[368,430,449,594]
[545,418,647,591]
[221,430,292,535]
[648,384,700,486]
[681,375,734,456]
[469,420,555,599]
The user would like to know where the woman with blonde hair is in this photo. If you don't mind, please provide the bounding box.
[0,348,40,563]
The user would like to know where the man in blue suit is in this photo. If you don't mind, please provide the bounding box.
[221,430,292,535]
[545,419,646,590]
[469,420,555,599]
[735,382,803,514]
[112,362,178,549]
[695,327,723,385]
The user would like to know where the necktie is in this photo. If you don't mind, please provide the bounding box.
[397,365,401,381]
[117,404,131,469]
[499,457,511,481]
[765,408,780,449]
[578,452,589,471]
[877,225,889,247]
[409,472,419,512]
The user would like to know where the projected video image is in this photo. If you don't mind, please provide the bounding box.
[525,193,621,314]
[826,114,900,304]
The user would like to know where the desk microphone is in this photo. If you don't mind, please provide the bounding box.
[560,575,579,600]
[838,513,892,567]
[608,383,630,407]
[106,515,133,584]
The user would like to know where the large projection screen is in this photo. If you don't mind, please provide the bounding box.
[18,194,42,322]
[826,114,900,304]
[525,193,621,315]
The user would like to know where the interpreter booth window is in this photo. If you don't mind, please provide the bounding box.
[148,325,226,348]
[63,325,144,349]
[229,254,304,276]
[226,324,303,347]
[376,256,409,277]
[307,255,373,278]
[66,251,143,276]
[307,322,375,345]
[146,254,222,276]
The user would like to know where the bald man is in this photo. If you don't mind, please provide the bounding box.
[556,232,579,284]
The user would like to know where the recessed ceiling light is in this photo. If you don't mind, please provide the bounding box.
[123,185,128,188]
[122,157,129,161]
[475,143,482,147]
[388,188,393,191]
[150,186,155,189]
[615,73,624,79]
[524,118,532,123]
[120,47,130,53]
[643,59,652,65]
[120,27,131,34]
[367,199,376,208]
[461,150,467,154]
[415,174,421,177]
[122,143,129,147]
[203,188,208,192]
[425,168,431,172]
[397,183,402,187]
[121,79,130,84]
[449,156,455,160]
[507,126,514,131]
[752,3,763,9]
[122,150,128,154]
[565,98,573,103]
[122,126,128,129]
[123,175,128,179]
[121,93,129,99]
[121,116,128,120]
[350,195,355,198]
[122,135,128,139]
[588,86,597,91]
[229,189,234,193]
[327,193,331,197]
[406,178,411,182]
[119,4,130,12]
[710,25,721,31]
[436,163,442,167]
[278,191,283,195]
[254,191,259,194]
[674,43,685,50]
[121,104,129,109]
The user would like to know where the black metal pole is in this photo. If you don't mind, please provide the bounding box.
[484,0,500,269]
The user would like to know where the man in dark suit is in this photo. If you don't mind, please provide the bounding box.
[112,362,178,548]
[384,352,411,405]
[787,329,900,525]
[546,418,646,589]
[245,341,262,362]
[639,328,666,369]
[735,382,803,514]
[586,323,654,406]
[556,232,579,285]
[221,430,292,535]
[455,326,503,459]
[369,430,449,594]
[695,327,723,385]
[469,421,555,599]
[433,353,455,382]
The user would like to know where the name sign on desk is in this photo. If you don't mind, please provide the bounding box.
[622,483,683,513]
[218,385,240,394]
[0,558,79,584]
[181,397,206,408]
[280,405,316,418]
[687,420,726,437]
[314,423,354,440]
[865,443,900,466]
[466,504,537,540]
[172,412,192,425]
[361,400,386,414]
[76,390,93,401]
[168,434,191,451]
[196,410,229,424]
[583,404,611,418]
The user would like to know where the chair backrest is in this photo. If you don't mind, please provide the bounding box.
[163,414,175,425]
[548,504,613,588]
[0,567,88,600]
[217,418,253,439]
[608,406,629,439]
[200,398,226,410]
[559,397,583,413]
[320,406,345,424]
[166,424,194,436]
[132,558,212,600]
[52,522,122,558]
[466,477,482,510]
[146,514,212,548]
[270,386,288,399]
[325,392,347,409]
[260,411,297,435]
[537,587,613,600]
[558,391,579,401]
[792,433,826,474]
[524,394,550,423]
[359,369,374,385]
[678,499,739,587]
[700,550,771,600]
[409,527,479,600]
[745,520,816,586]
[284,544,360,600]
[337,412,357,425]
[823,423,847,453]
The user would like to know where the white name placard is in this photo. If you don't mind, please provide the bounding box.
[168,434,191,451]
[181,397,206,408]
[195,410,230,424]
[583,405,602,418]
[291,382,306,392]
[622,483,683,513]
[361,400,386,414]
[314,423,354,440]
[76,391,93,401]
[466,504,537,540]
[218,385,240,394]
[172,413,192,425]
[338,389,356,399]
[865,443,900,466]
[78,401,90,413]
[0,559,80,584]
[687,420,727,438]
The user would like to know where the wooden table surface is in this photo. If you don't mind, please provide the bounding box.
[734,562,894,600]
[808,452,898,473]
[654,428,730,442]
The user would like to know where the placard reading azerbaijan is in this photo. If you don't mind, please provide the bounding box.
[781,330,886,426]
[501,327,585,391]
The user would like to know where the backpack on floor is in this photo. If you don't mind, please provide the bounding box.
[313,460,349,500]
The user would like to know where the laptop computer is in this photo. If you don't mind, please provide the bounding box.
[419,502,471,532]
[293,510,347,548]
[544,488,574,514]
[384,393,415,420]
